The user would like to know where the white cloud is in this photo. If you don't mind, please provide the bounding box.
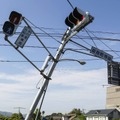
[43,68,107,114]
[51,68,107,87]
[0,67,108,114]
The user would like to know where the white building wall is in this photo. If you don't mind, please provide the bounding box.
[86,116,108,120]
[99,116,106,120]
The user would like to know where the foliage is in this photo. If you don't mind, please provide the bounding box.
[77,114,86,120]
[0,108,86,120]
[9,113,24,120]
[69,108,82,115]
[33,108,42,120]
[69,108,86,120]
[0,115,9,120]
[0,113,24,120]
[51,113,63,116]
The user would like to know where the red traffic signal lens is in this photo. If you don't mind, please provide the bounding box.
[9,11,22,25]
[73,7,84,21]
[65,7,85,28]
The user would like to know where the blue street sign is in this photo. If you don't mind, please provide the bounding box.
[90,46,113,62]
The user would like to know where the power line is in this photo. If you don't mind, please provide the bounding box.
[67,0,74,9]
[23,18,55,60]
[1,31,120,43]
[1,30,120,42]
[87,29,120,58]
[1,22,120,35]
[1,23,120,60]
[24,17,61,44]
[87,29,120,35]
[0,52,119,63]
[0,43,120,54]
[84,28,97,47]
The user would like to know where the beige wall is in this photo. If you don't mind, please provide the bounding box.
[106,86,120,110]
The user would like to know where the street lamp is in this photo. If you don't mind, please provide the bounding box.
[59,58,86,65]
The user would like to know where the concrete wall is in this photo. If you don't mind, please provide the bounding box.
[106,86,120,110]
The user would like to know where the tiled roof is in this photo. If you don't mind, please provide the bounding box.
[86,109,116,116]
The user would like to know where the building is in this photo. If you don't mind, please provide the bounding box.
[46,114,76,120]
[86,109,120,120]
[106,86,120,110]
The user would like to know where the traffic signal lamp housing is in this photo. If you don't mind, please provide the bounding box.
[2,21,16,36]
[65,7,94,32]
[9,11,22,25]
[3,11,23,36]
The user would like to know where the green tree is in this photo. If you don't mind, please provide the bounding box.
[0,115,9,120]
[69,108,86,120]
[69,108,82,115]
[9,113,24,120]
[34,108,41,120]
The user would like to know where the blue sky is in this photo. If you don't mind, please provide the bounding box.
[0,0,120,115]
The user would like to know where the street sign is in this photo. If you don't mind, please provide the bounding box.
[15,26,32,48]
[108,61,120,86]
[90,46,113,62]
[2,21,15,36]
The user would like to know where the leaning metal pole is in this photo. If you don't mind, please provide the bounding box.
[25,28,77,120]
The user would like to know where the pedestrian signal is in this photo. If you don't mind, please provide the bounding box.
[2,21,15,36]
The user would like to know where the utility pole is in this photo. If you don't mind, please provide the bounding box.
[25,7,94,120]
[14,107,25,113]
[25,29,75,120]
[3,5,120,120]
[2,7,94,120]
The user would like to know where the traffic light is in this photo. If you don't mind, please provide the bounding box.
[2,11,23,36]
[9,11,22,25]
[2,21,15,36]
[65,7,94,31]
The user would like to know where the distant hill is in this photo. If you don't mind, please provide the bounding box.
[0,111,12,117]
[0,111,26,118]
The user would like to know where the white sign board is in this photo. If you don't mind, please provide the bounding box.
[15,26,32,48]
